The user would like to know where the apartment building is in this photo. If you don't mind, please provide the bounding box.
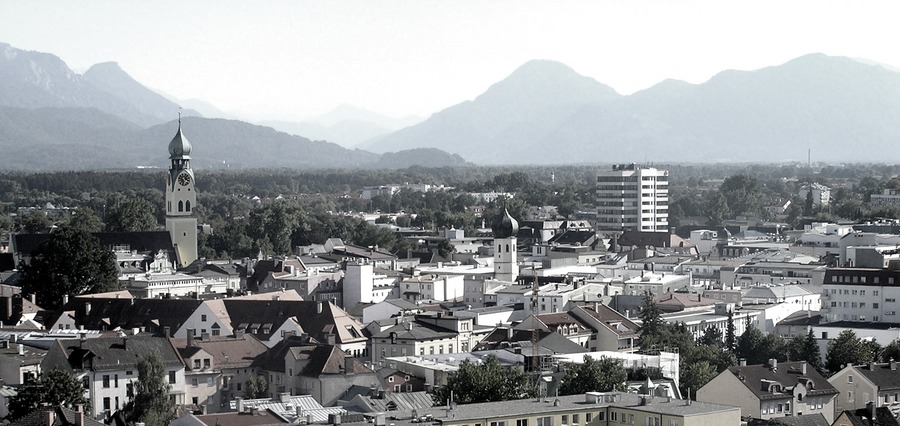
[821,267,900,323]
[596,164,669,232]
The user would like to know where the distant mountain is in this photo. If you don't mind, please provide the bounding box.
[82,62,199,123]
[363,60,622,162]
[373,148,471,169]
[0,43,166,127]
[370,54,900,164]
[261,105,423,148]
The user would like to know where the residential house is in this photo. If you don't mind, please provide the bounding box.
[223,300,368,357]
[174,330,269,413]
[829,361,900,417]
[370,312,487,363]
[697,360,838,423]
[41,335,186,420]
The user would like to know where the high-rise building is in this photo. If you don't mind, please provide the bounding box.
[596,164,668,232]
[165,118,198,268]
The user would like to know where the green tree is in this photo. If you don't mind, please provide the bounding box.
[719,174,764,217]
[17,212,53,233]
[437,239,455,257]
[433,355,534,405]
[244,374,269,399]
[8,369,90,420]
[826,330,873,375]
[19,226,119,309]
[881,338,900,362]
[68,208,104,233]
[724,310,736,353]
[705,193,731,226]
[699,326,723,347]
[559,356,627,395]
[735,326,786,366]
[125,352,175,426]
[637,296,666,349]
[787,329,823,374]
[105,196,158,232]
[680,361,717,400]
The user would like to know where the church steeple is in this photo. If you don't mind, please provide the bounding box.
[165,116,198,269]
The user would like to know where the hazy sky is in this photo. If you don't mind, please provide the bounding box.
[2,1,899,122]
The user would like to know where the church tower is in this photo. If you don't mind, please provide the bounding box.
[492,208,519,282]
[165,118,198,268]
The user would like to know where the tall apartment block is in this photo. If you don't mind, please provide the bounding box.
[596,164,669,232]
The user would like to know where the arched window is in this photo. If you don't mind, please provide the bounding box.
[498,244,502,252]
[185,201,191,212]
[178,200,184,212]
[506,244,510,253]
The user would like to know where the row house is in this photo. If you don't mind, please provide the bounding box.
[369,312,488,363]
[516,304,640,352]
[174,330,268,413]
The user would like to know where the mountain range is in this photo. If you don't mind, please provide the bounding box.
[366,55,900,164]
[0,42,460,171]
[3,40,900,169]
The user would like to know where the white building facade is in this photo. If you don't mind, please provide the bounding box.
[596,164,668,232]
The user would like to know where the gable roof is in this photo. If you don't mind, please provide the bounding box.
[47,298,203,333]
[726,361,838,401]
[172,334,268,370]
[837,406,900,426]
[224,300,366,344]
[852,362,900,391]
[42,335,182,372]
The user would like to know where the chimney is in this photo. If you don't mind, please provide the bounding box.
[317,301,323,314]
[326,333,336,345]
[344,357,355,376]
[122,337,128,350]
[201,331,210,341]
[84,302,91,315]
[235,329,244,339]
[870,361,877,371]
[768,359,777,370]
[45,409,55,426]
[801,363,807,375]
[75,404,84,426]
[187,329,195,347]
[162,326,171,337]
[63,294,69,305]
[507,327,514,340]
[739,358,746,367]
[891,359,897,371]
[280,392,291,403]
[18,344,24,356]
[29,294,35,305]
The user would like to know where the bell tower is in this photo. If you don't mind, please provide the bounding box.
[165,116,198,268]
[492,208,519,282]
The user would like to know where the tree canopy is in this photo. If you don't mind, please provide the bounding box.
[124,351,175,426]
[8,369,90,420]
[433,355,535,405]
[19,225,119,309]
[826,330,873,375]
[559,355,626,395]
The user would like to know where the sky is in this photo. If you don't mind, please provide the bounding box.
[2,1,899,123]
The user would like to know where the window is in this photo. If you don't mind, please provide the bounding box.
[517,420,528,426]
[204,358,211,369]
[573,414,579,425]
[114,374,118,388]
[103,375,110,388]
[201,314,207,321]
[406,384,413,392]
[537,417,553,426]
[586,414,592,423]
[194,359,201,369]
[82,376,90,389]
[169,371,176,384]
[191,378,198,387]
[394,385,400,392]
[103,397,111,411]
[207,377,213,386]
[848,375,854,383]
[561,415,568,425]
[490,422,507,426]
[610,412,617,421]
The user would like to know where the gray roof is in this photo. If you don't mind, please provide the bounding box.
[43,335,182,372]
[852,362,900,391]
[727,361,838,401]
[413,392,737,420]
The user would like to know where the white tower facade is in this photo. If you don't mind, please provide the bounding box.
[492,209,519,282]
[596,164,669,232]
[165,120,198,268]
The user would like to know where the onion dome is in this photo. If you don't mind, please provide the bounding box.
[492,208,519,239]
[168,120,192,159]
